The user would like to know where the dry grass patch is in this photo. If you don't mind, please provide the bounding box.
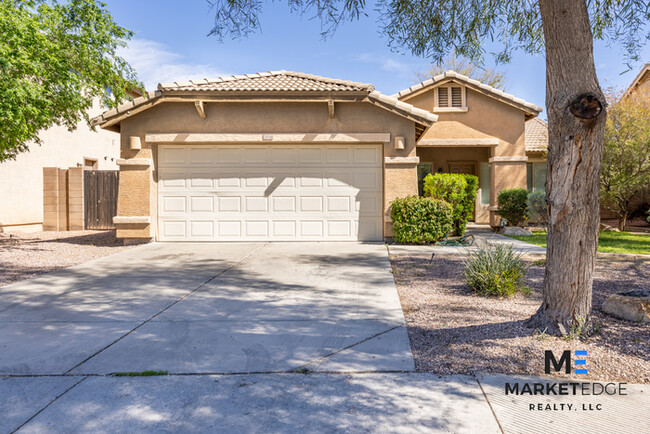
[392,255,649,383]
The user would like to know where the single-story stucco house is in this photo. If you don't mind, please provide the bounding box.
[91,70,546,244]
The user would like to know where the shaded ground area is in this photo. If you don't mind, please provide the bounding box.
[392,255,650,383]
[0,242,411,375]
[0,231,131,287]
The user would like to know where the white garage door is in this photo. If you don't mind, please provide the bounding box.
[157,144,383,241]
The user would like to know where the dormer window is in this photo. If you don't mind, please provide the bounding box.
[435,85,467,112]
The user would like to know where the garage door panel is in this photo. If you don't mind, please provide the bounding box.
[218,221,242,237]
[245,197,268,212]
[162,196,186,213]
[159,147,186,165]
[242,146,269,164]
[161,220,187,239]
[190,221,214,238]
[158,144,382,241]
[188,147,214,164]
[356,194,382,214]
[326,147,351,164]
[159,170,186,189]
[189,196,215,213]
[327,220,352,237]
[300,221,324,237]
[327,196,351,212]
[354,171,381,189]
[244,174,269,188]
[216,147,242,164]
[273,221,296,237]
[188,172,214,188]
[353,147,382,165]
[245,221,269,237]
[217,196,241,212]
[299,147,324,164]
[300,196,323,212]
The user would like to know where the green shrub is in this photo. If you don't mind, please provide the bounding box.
[423,173,479,235]
[527,190,549,228]
[463,244,529,297]
[390,196,453,244]
[497,188,529,226]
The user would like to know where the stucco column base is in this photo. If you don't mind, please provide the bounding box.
[490,160,528,228]
[122,236,153,246]
[384,159,420,238]
[116,223,152,241]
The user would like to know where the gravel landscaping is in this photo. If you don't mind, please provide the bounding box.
[0,230,132,287]
[392,255,650,384]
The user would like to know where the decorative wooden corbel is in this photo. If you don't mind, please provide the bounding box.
[194,100,206,119]
[328,100,335,119]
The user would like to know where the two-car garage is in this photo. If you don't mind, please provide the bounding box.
[157,144,384,241]
[93,71,437,244]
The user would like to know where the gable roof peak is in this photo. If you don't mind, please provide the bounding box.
[393,70,542,116]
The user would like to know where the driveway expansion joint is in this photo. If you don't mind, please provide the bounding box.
[10,376,88,434]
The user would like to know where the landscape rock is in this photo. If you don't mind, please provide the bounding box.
[602,290,650,323]
[599,223,620,232]
[500,227,532,236]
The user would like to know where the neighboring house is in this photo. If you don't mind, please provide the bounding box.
[524,117,548,194]
[0,99,120,233]
[92,70,546,243]
[394,71,543,225]
[622,62,650,99]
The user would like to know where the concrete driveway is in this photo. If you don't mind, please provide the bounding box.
[0,242,413,375]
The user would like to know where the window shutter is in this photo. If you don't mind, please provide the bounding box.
[451,87,463,107]
[438,87,449,107]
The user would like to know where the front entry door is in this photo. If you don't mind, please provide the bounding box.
[447,161,476,175]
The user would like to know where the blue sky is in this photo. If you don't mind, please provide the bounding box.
[107,0,650,120]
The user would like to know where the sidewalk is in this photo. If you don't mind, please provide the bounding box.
[387,228,547,257]
[4,372,648,433]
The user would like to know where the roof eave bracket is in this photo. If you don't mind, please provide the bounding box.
[195,100,206,119]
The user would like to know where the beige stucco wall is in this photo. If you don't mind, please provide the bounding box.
[0,99,119,232]
[403,85,529,226]
[113,100,419,240]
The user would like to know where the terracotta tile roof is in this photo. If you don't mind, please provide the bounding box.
[525,118,548,153]
[394,70,543,116]
[92,71,437,133]
[158,71,373,92]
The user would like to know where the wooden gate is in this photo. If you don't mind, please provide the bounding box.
[84,170,119,229]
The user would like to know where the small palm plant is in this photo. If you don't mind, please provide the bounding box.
[463,244,529,297]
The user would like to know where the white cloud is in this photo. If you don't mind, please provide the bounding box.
[355,53,422,77]
[118,39,230,91]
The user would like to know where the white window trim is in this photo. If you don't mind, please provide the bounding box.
[433,85,467,112]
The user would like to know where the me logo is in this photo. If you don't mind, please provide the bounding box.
[544,350,588,374]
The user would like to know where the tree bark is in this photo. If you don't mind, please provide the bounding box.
[526,0,607,335]
[618,214,626,232]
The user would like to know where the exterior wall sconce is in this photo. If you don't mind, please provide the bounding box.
[129,136,142,150]
[394,136,405,150]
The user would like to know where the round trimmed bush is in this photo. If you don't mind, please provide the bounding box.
[423,173,478,236]
[497,188,529,226]
[390,196,453,244]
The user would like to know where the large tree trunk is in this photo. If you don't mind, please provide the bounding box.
[526,0,607,336]
[618,214,627,232]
